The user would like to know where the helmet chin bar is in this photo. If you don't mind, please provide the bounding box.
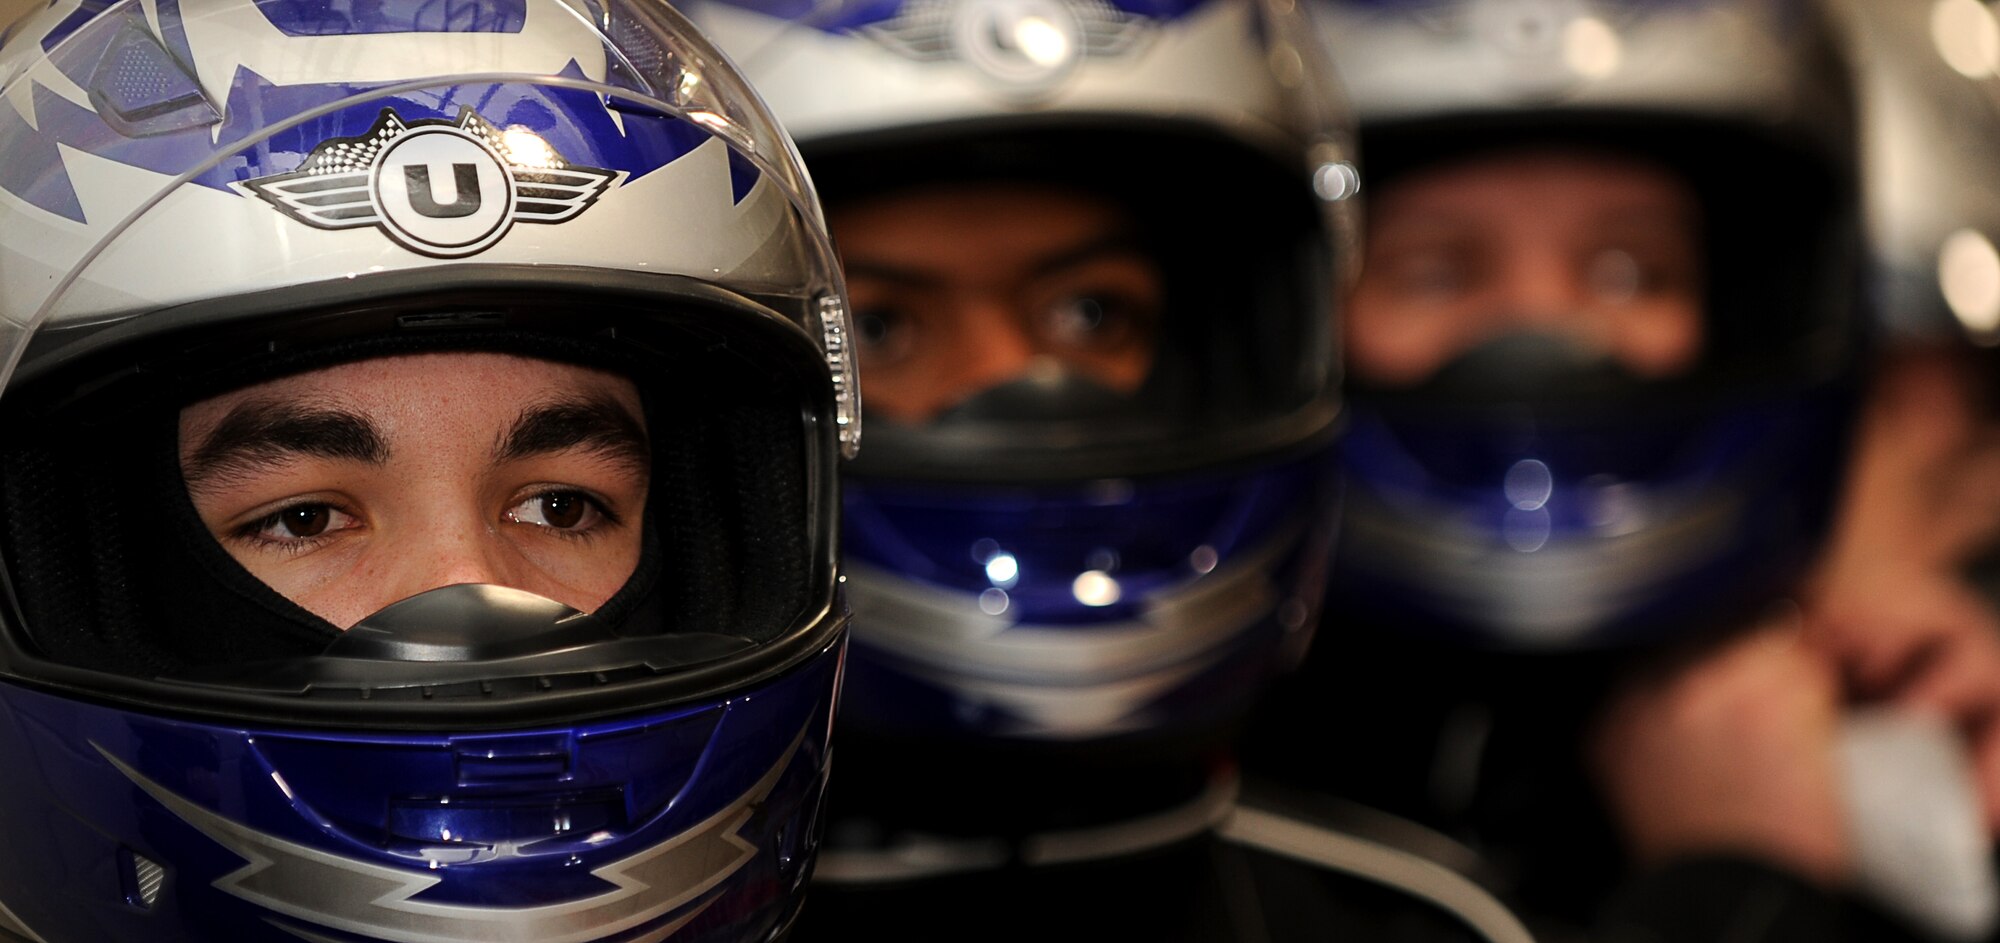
[167,583,755,699]
[934,363,1137,424]
[339,584,595,662]
[1424,331,1643,396]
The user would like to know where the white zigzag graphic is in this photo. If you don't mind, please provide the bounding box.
[95,725,807,943]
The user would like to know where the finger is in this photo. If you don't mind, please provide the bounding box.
[1931,441,2000,561]
[1812,580,2000,699]
[1970,721,2000,836]
[1897,631,2000,728]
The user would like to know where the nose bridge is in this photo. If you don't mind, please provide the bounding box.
[1495,242,1581,328]
[385,501,518,602]
[951,289,1038,388]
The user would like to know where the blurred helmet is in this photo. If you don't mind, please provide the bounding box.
[1826,0,2000,347]
[1824,0,2000,612]
[686,0,1357,745]
[1316,0,1867,648]
[0,0,851,938]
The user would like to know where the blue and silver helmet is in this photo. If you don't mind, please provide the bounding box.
[1314,0,1867,648]
[686,0,1357,745]
[0,0,853,938]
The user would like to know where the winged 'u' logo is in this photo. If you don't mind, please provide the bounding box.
[238,107,621,259]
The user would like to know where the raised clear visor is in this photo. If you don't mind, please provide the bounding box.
[0,0,858,451]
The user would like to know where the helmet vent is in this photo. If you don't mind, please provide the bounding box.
[121,848,166,909]
[87,18,220,138]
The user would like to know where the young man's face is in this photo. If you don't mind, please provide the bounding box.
[830,184,1163,424]
[178,351,651,629]
[1346,149,1706,386]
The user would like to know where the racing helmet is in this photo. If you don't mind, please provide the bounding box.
[1316,0,1867,648]
[1829,0,2000,347]
[684,0,1358,746]
[0,0,853,938]
[1825,0,2000,610]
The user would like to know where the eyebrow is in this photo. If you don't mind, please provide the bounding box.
[497,394,651,474]
[182,401,389,493]
[1591,205,1704,233]
[1026,233,1150,280]
[1367,217,1482,248]
[842,233,1151,289]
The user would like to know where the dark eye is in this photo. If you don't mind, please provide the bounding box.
[1391,254,1470,298]
[855,307,899,346]
[507,490,603,531]
[1047,296,1106,339]
[1586,248,1643,304]
[852,305,917,366]
[546,492,585,529]
[278,505,329,537]
[1039,294,1152,350]
[245,503,356,544]
[1586,243,1698,302]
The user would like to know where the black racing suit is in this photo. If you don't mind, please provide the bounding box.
[1238,616,1960,943]
[785,733,1533,943]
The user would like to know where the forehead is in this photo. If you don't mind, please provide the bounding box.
[1369,149,1700,232]
[179,352,642,435]
[827,182,1139,274]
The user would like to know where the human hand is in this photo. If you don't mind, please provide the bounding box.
[1814,346,2000,580]
[1589,612,1852,886]
[1802,343,2000,834]
[1804,570,2000,836]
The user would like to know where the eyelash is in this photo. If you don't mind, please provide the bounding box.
[506,489,623,542]
[233,501,358,556]
[229,489,625,555]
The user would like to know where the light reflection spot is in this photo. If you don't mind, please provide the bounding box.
[501,128,556,168]
[1012,15,1071,67]
[1933,0,2000,77]
[979,588,1011,615]
[1504,459,1553,511]
[1314,161,1361,202]
[1562,15,1622,79]
[1191,544,1219,574]
[1279,598,1310,631]
[984,552,1020,587]
[1073,570,1121,606]
[1502,507,1552,553]
[1940,228,2000,338]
